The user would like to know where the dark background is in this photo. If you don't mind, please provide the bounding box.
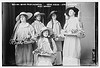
[2,2,98,66]
[2,2,65,66]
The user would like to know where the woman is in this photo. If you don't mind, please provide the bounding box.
[31,12,45,65]
[32,27,57,66]
[31,12,45,38]
[62,7,85,66]
[10,12,35,66]
[47,11,63,66]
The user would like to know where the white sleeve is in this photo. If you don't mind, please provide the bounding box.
[63,20,68,30]
[12,23,20,40]
[47,21,52,28]
[29,25,35,38]
[77,19,85,38]
[77,20,83,30]
[37,38,42,49]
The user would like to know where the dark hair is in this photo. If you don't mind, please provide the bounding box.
[50,13,57,19]
[35,15,40,18]
[35,15,43,22]
[41,30,50,38]
[65,7,79,17]
[39,34,53,50]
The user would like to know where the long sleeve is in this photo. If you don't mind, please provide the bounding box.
[63,20,68,30]
[37,38,42,50]
[31,22,36,34]
[12,23,20,41]
[47,21,52,29]
[77,19,85,38]
[77,20,82,30]
[12,31,17,41]
[29,25,35,39]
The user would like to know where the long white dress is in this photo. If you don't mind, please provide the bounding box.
[12,22,34,66]
[63,17,84,66]
[35,37,57,66]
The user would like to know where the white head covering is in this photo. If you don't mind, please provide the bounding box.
[33,12,45,17]
[16,12,33,21]
[40,27,53,36]
[49,11,57,17]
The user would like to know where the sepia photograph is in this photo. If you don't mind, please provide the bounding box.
[2,2,98,66]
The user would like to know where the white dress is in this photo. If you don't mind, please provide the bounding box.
[63,17,84,66]
[35,38,57,66]
[12,22,34,66]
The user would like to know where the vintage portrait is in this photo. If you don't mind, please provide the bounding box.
[2,2,98,66]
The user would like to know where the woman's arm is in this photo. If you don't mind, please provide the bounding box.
[12,21,21,41]
[47,21,52,29]
[10,22,20,44]
[78,11,81,22]
[29,25,35,39]
[63,13,69,30]
[77,19,86,38]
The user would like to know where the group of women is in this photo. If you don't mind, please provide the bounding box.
[10,6,85,66]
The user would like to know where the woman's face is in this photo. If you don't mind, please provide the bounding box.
[68,9,75,17]
[20,15,26,22]
[43,30,49,37]
[36,15,41,21]
[52,14,57,20]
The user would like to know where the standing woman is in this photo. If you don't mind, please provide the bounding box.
[31,12,45,65]
[62,7,85,66]
[10,12,35,66]
[47,11,63,66]
[31,12,45,38]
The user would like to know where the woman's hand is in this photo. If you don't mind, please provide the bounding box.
[76,30,85,38]
[55,38,59,41]
[64,13,69,20]
[71,29,78,33]
[60,29,66,37]
[61,29,65,34]
[32,51,35,54]
[78,11,81,21]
